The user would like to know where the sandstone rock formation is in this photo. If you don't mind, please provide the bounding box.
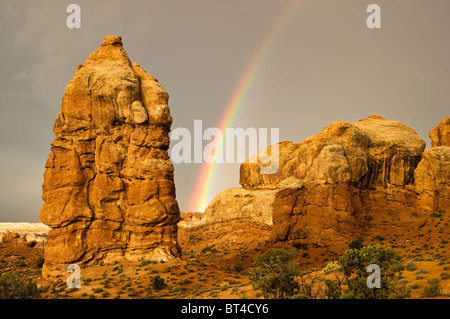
[196,115,450,249]
[1,232,28,245]
[414,146,450,212]
[429,117,450,147]
[40,36,180,278]
[0,223,49,247]
[203,188,277,228]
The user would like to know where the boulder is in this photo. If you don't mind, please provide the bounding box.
[201,188,277,228]
[1,232,27,245]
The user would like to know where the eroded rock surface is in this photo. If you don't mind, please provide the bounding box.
[430,117,450,147]
[196,115,449,249]
[40,36,180,278]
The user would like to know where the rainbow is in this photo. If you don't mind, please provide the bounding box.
[188,0,303,212]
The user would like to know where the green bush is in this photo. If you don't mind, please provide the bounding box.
[140,259,150,267]
[348,237,365,250]
[430,210,445,219]
[172,285,186,293]
[440,272,450,280]
[151,275,165,291]
[339,245,404,299]
[325,279,341,299]
[323,261,341,274]
[0,272,40,299]
[248,248,299,299]
[422,278,443,298]
[372,235,385,242]
[233,263,244,273]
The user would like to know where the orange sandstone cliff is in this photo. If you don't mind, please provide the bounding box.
[197,115,450,250]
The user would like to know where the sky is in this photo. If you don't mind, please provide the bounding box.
[0,0,449,222]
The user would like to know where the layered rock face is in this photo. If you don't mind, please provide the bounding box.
[429,117,450,147]
[40,36,180,278]
[203,188,277,228]
[201,115,449,248]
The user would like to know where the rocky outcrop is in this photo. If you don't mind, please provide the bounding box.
[0,223,49,247]
[40,36,180,278]
[240,115,425,189]
[1,232,28,245]
[429,117,450,147]
[202,188,277,228]
[414,146,450,212]
[197,115,449,249]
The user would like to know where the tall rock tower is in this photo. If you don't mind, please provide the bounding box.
[40,35,180,278]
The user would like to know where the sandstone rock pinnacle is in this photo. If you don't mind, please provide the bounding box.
[40,35,180,278]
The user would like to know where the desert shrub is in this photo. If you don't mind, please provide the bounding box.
[180,278,191,285]
[372,235,385,242]
[323,261,341,274]
[233,263,244,273]
[172,285,186,293]
[339,245,404,299]
[201,245,217,254]
[16,259,26,268]
[415,268,428,275]
[422,278,443,297]
[35,257,45,268]
[325,279,341,299]
[440,272,450,280]
[112,265,123,274]
[248,248,299,299]
[348,237,365,250]
[140,259,150,267]
[409,283,420,290]
[430,210,445,219]
[405,262,417,271]
[151,275,165,291]
[0,272,40,299]
[92,287,104,294]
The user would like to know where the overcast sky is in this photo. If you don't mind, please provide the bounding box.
[0,0,449,222]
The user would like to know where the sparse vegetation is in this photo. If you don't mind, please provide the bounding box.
[421,278,443,298]
[35,257,45,268]
[2,198,449,300]
[248,248,299,299]
[405,262,417,271]
[0,272,40,299]
[440,272,450,280]
[348,237,365,250]
[372,235,385,242]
